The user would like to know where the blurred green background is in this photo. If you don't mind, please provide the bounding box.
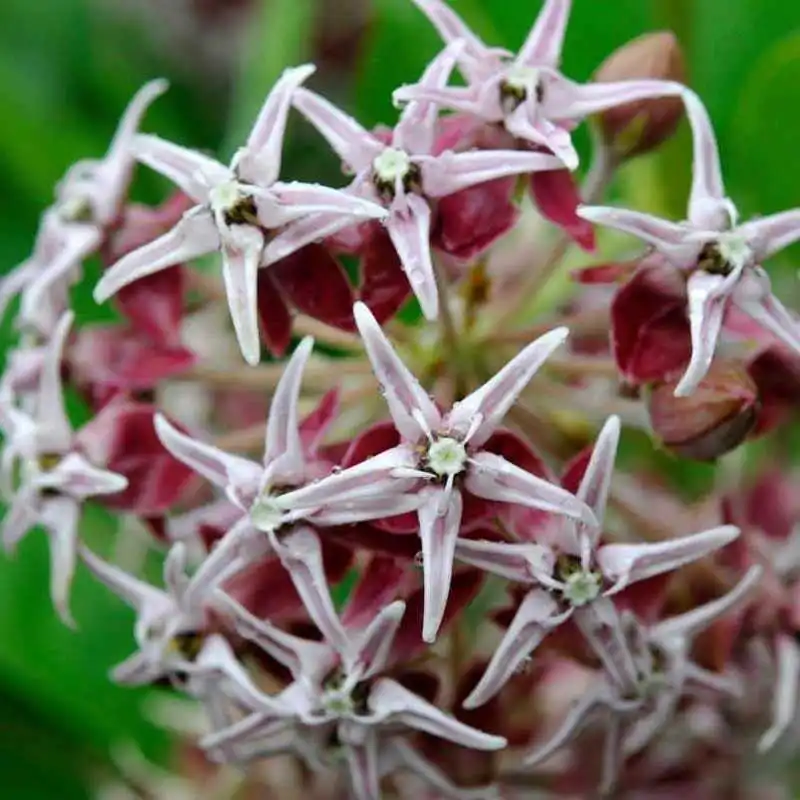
[1,0,798,795]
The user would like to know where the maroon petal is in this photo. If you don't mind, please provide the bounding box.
[611,262,692,385]
[78,399,196,515]
[571,260,640,285]
[271,244,356,332]
[299,388,341,455]
[747,345,800,435]
[529,170,595,251]
[328,522,421,559]
[433,177,519,261]
[114,267,185,347]
[257,270,293,357]
[358,229,411,323]
[341,555,413,629]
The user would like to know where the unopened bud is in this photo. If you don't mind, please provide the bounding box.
[647,360,759,460]
[593,32,687,159]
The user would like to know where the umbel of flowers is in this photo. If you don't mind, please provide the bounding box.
[2,1,800,797]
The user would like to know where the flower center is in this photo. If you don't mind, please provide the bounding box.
[426,437,468,478]
[371,147,421,201]
[322,672,370,717]
[58,195,94,224]
[562,570,602,606]
[209,180,259,226]
[249,494,285,532]
[697,234,753,277]
[500,65,544,112]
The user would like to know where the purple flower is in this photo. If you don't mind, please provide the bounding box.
[94,66,386,365]
[0,313,128,624]
[292,41,562,319]
[579,90,800,395]
[279,302,593,642]
[2,81,167,336]
[456,415,741,707]
[393,0,685,169]
[205,590,506,800]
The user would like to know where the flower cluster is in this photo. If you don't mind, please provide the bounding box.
[3,1,800,798]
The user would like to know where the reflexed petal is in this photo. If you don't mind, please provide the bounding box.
[739,208,800,262]
[759,633,800,752]
[214,590,333,682]
[385,194,439,320]
[463,589,569,708]
[94,209,219,302]
[369,677,507,750]
[352,600,406,680]
[599,524,740,592]
[674,271,730,397]
[236,64,317,185]
[353,301,441,440]
[261,182,386,228]
[577,205,696,266]
[220,224,265,365]
[682,90,729,228]
[292,88,383,172]
[465,451,595,525]
[575,415,620,533]
[392,84,490,120]
[342,735,381,800]
[263,336,314,476]
[418,487,463,642]
[455,538,552,584]
[516,0,572,68]
[133,134,229,201]
[40,495,79,626]
[554,77,684,121]
[651,565,761,643]
[423,149,562,197]
[394,40,466,156]
[271,526,350,655]
[154,413,262,495]
[35,310,74,449]
[448,327,568,445]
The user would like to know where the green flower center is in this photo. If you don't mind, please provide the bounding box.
[426,437,468,478]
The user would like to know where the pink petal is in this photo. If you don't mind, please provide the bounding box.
[299,388,340,456]
[40,496,80,626]
[133,134,229,202]
[369,677,507,750]
[36,311,74,450]
[424,149,562,198]
[418,487,464,642]
[154,413,262,495]
[261,182,386,228]
[342,735,381,800]
[386,194,439,320]
[674,270,730,396]
[1,489,38,553]
[271,244,356,332]
[236,64,316,185]
[114,266,185,347]
[262,211,364,266]
[575,415,620,528]
[342,555,410,630]
[465,451,594,524]
[739,208,800,262]
[734,269,800,354]
[263,336,314,478]
[759,633,800,752]
[94,209,219,302]
[530,169,595,250]
[516,0,572,68]
[555,78,684,121]
[350,600,406,680]
[448,327,568,445]
[455,538,552,584]
[598,524,740,592]
[44,452,128,499]
[463,589,569,708]
[292,88,383,172]
[353,301,441,440]
[505,107,578,170]
[358,229,412,322]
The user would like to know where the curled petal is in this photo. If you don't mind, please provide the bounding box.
[95,209,219,302]
[292,88,383,172]
[463,589,569,708]
[465,451,595,525]
[759,633,800,752]
[418,487,463,643]
[448,327,568,446]
[598,524,740,592]
[354,301,441,440]
[386,194,439,320]
[369,677,507,750]
[674,271,730,396]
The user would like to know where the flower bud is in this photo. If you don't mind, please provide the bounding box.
[647,360,759,460]
[593,32,687,159]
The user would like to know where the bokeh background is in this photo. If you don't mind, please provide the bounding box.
[1,0,799,795]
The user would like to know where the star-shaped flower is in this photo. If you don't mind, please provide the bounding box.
[2,80,167,335]
[455,415,741,707]
[205,590,506,800]
[94,65,387,365]
[279,302,594,642]
[0,312,128,624]
[393,0,685,169]
[292,41,562,319]
[579,90,800,395]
